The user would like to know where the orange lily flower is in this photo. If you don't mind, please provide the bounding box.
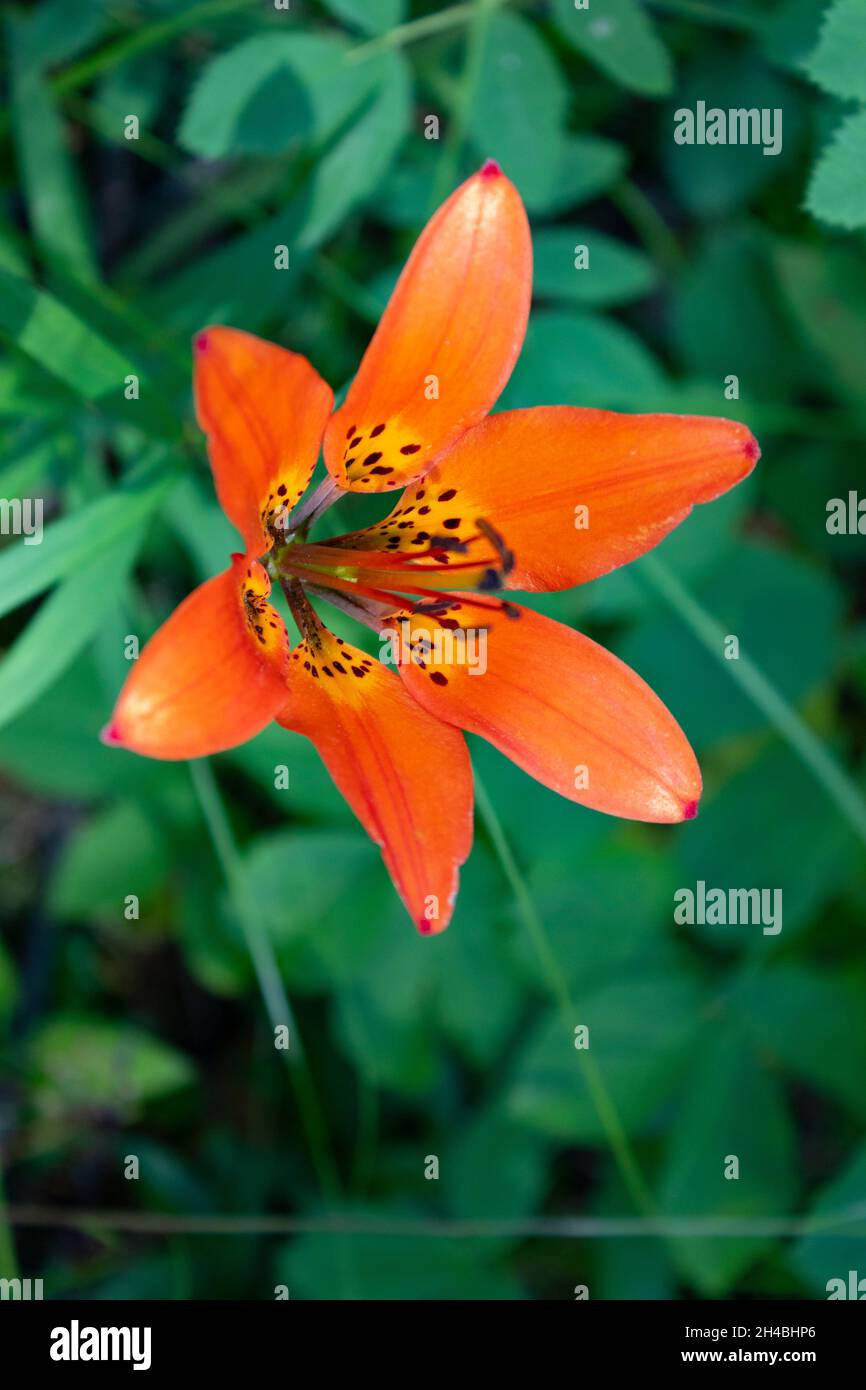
[103,161,759,934]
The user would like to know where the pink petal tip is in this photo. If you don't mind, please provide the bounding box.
[479,159,502,179]
[100,721,123,747]
[682,799,699,821]
[744,436,760,463]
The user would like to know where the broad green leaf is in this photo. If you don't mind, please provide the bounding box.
[335,987,437,1094]
[427,851,524,1067]
[295,52,411,250]
[760,0,825,74]
[242,828,379,947]
[790,1146,866,1294]
[521,837,677,995]
[661,1028,798,1294]
[0,658,183,801]
[501,307,666,410]
[621,542,846,748]
[508,973,704,1143]
[0,544,126,730]
[320,0,405,35]
[96,53,167,129]
[735,967,866,1120]
[276,1205,524,1299]
[524,134,627,214]
[674,742,855,944]
[30,1016,195,1115]
[805,0,866,102]
[533,226,656,306]
[0,459,174,621]
[468,11,568,207]
[11,0,109,69]
[178,34,379,158]
[806,109,866,231]
[7,17,97,284]
[224,724,355,824]
[664,55,801,217]
[670,228,808,400]
[0,267,132,397]
[49,801,168,920]
[445,1108,547,1225]
[773,239,866,400]
[551,0,673,98]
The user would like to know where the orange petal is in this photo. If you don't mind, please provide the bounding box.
[391,597,701,822]
[329,407,758,591]
[103,556,290,760]
[323,161,531,494]
[194,326,334,554]
[277,624,473,933]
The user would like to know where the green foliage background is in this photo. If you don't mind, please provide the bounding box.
[1,0,865,1300]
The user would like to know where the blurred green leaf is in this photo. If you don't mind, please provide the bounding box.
[0,534,139,731]
[7,16,98,284]
[526,134,628,215]
[0,267,132,398]
[445,1107,547,1224]
[675,742,855,943]
[96,53,168,128]
[804,0,866,102]
[30,1015,195,1114]
[178,33,380,158]
[670,228,807,399]
[11,0,110,68]
[790,1145,866,1294]
[276,1206,524,1298]
[551,0,673,98]
[0,458,173,621]
[468,11,568,206]
[50,800,168,920]
[321,0,405,35]
[533,225,656,306]
[735,966,866,1120]
[661,1027,798,1294]
[509,972,704,1143]
[521,835,677,995]
[0,658,186,801]
[502,307,666,410]
[242,827,378,947]
[773,240,866,402]
[806,110,866,231]
[295,52,411,250]
[664,55,801,217]
[621,542,846,747]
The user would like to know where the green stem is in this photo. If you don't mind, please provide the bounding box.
[610,179,685,274]
[345,1,497,66]
[474,773,657,1219]
[638,554,866,847]
[648,0,764,31]
[188,759,342,1199]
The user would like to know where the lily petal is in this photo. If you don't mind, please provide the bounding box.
[329,407,758,591]
[323,161,531,494]
[194,326,333,555]
[392,597,701,823]
[278,625,473,933]
[103,556,290,759]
